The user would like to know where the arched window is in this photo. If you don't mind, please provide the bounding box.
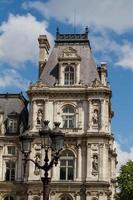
[60,150,75,181]
[62,106,75,128]
[64,66,75,85]
[4,196,14,200]
[60,194,72,200]
[33,196,40,200]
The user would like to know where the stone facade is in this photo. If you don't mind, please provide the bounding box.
[0,28,117,200]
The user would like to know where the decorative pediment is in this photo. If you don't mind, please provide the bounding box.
[91,79,103,88]
[58,47,81,61]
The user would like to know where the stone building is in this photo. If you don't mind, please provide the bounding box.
[0,28,117,200]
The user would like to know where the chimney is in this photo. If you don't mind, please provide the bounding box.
[38,35,50,78]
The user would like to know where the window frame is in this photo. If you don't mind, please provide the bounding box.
[8,118,18,133]
[5,160,16,181]
[4,196,14,200]
[60,150,75,181]
[64,65,75,85]
[62,106,75,129]
[6,112,19,135]
[7,146,16,156]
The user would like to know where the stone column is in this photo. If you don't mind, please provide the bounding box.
[32,100,37,130]
[86,143,91,181]
[88,100,92,130]
[99,144,104,181]
[77,144,82,180]
[100,99,104,131]
[78,101,82,129]
[17,150,23,181]
[103,144,109,181]
[0,146,3,181]
[60,64,64,85]
[105,99,109,132]
[76,63,80,84]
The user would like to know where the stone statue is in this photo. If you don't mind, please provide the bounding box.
[34,153,41,175]
[92,154,98,172]
[92,109,99,125]
[36,109,43,125]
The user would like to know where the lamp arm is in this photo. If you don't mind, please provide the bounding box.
[48,149,62,169]
[25,158,44,169]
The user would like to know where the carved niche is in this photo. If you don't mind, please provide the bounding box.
[91,100,101,129]
[92,154,99,176]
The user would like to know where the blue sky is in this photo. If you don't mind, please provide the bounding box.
[0,0,133,168]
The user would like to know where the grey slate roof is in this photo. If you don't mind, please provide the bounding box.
[0,93,28,121]
[40,31,99,86]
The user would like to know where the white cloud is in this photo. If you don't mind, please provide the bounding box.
[115,142,133,173]
[0,14,53,67]
[23,0,133,33]
[0,69,28,90]
[90,34,133,70]
[116,43,133,70]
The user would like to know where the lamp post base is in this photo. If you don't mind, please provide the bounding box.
[41,177,51,200]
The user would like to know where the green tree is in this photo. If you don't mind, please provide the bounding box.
[115,160,133,200]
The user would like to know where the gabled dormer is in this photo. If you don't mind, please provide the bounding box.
[57,47,81,86]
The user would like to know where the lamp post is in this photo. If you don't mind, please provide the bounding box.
[19,120,64,200]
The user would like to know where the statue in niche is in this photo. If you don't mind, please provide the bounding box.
[92,154,98,172]
[34,153,41,175]
[36,109,43,125]
[92,109,99,125]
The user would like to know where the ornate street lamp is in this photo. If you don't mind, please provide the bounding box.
[20,120,64,200]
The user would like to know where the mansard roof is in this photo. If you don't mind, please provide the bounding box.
[0,93,28,120]
[40,28,100,86]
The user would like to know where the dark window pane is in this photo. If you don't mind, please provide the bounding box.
[68,160,73,166]
[68,168,74,180]
[5,169,10,181]
[60,160,66,166]
[60,167,66,180]
[11,169,15,181]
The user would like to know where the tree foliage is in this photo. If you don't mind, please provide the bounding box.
[115,160,133,200]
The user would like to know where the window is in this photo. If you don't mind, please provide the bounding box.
[60,150,75,181]
[62,106,75,128]
[7,146,16,155]
[5,161,16,181]
[4,196,14,200]
[60,194,72,200]
[8,119,18,133]
[64,66,75,85]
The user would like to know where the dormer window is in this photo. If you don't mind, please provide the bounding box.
[6,112,19,135]
[64,66,75,85]
[8,119,18,133]
[58,47,81,86]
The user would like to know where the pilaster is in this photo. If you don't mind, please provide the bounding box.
[86,143,91,181]
[99,144,104,181]
[77,144,82,180]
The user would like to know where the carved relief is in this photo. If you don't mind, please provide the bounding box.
[91,144,98,151]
